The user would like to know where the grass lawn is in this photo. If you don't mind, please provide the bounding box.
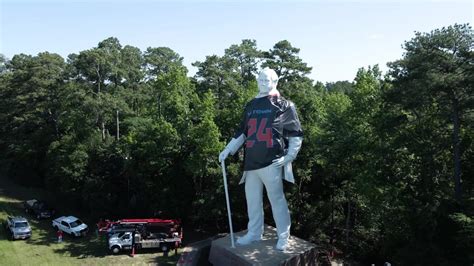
[0,176,181,265]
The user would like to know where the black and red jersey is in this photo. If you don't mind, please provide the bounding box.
[234,95,303,171]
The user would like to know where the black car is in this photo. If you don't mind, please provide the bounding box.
[24,199,55,219]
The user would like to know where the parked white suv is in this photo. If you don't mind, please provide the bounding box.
[52,216,88,237]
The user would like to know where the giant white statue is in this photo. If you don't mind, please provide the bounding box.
[219,68,303,251]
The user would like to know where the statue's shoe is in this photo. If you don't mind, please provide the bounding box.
[236,233,262,245]
[276,237,289,251]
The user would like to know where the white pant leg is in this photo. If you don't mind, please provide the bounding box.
[244,169,264,237]
[260,165,291,240]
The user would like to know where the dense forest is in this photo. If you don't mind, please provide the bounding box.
[0,24,472,265]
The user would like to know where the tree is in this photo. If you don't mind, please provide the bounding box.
[388,24,473,202]
[224,39,263,84]
[378,24,474,265]
[144,47,186,80]
[193,54,254,139]
[184,91,227,226]
[0,54,7,74]
[326,81,353,94]
[70,38,141,141]
[262,40,312,85]
[0,52,66,185]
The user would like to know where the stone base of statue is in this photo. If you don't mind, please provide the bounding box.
[208,225,318,266]
[177,236,219,266]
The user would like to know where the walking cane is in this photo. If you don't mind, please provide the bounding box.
[221,160,235,248]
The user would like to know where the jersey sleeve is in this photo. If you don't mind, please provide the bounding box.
[282,103,303,138]
[233,104,248,139]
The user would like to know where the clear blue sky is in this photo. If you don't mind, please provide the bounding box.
[1,0,472,83]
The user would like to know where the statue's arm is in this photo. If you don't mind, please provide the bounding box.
[272,102,304,167]
[271,136,303,167]
[286,136,303,161]
[219,134,245,162]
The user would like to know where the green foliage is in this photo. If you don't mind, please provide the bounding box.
[262,40,312,85]
[381,24,474,264]
[0,52,66,185]
[144,46,187,79]
[326,80,353,94]
[224,39,263,83]
[449,212,474,262]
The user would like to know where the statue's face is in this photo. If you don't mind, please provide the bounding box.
[257,69,277,94]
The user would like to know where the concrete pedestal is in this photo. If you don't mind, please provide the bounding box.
[178,237,218,266]
[209,225,318,266]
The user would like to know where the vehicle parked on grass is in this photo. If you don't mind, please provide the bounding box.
[100,218,182,254]
[3,216,32,240]
[52,216,88,237]
[108,229,181,254]
[24,199,55,219]
[98,218,182,238]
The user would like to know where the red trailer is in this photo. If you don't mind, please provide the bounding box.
[97,218,182,240]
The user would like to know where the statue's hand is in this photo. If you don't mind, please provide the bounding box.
[219,135,245,163]
[271,156,293,168]
[272,137,303,168]
[219,149,230,163]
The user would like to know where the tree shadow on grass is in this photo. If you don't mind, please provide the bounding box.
[53,234,179,259]
[54,235,180,264]
[53,234,110,259]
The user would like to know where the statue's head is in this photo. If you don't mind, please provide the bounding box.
[257,68,278,95]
